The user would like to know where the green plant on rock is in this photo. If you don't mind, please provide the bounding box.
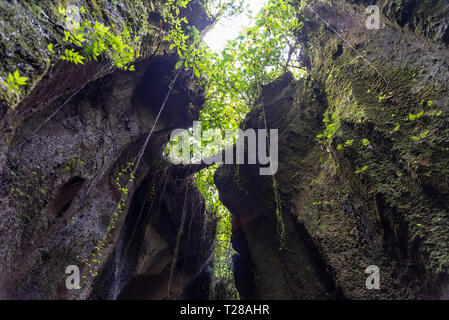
[65,158,85,171]
[408,111,424,121]
[412,130,430,142]
[272,176,286,250]
[355,165,368,174]
[316,111,340,145]
[57,8,138,71]
[3,70,28,95]
[60,49,86,65]
[393,123,401,132]
[72,162,135,299]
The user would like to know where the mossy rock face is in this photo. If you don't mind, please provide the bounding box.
[217,0,449,299]
[0,1,213,299]
[0,0,162,178]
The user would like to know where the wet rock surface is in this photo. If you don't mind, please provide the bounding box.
[216,0,449,299]
[0,1,215,299]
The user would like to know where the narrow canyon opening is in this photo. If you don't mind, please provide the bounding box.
[0,0,448,301]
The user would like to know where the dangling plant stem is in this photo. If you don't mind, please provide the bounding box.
[261,105,286,250]
[167,175,190,297]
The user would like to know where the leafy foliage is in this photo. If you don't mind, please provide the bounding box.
[316,110,340,145]
[194,166,238,298]
[197,0,305,132]
[175,0,306,293]
[3,70,28,95]
[56,7,139,70]
[203,0,246,18]
[355,165,368,174]
[164,0,304,134]
[60,49,86,65]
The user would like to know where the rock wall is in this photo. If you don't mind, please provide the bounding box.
[2,0,449,301]
[0,0,215,299]
[216,0,449,299]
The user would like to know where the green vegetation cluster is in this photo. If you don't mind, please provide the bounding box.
[4,0,308,298]
[73,162,135,299]
[166,0,306,292]
[3,71,29,95]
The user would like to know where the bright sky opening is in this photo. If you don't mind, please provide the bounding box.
[204,0,270,52]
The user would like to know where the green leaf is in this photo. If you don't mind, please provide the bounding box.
[16,76,28,86]
[58,6,66,16]
[393,123,400,132]
[362,138,370,146]
[193,66,200,78]
[175,60,183,69]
